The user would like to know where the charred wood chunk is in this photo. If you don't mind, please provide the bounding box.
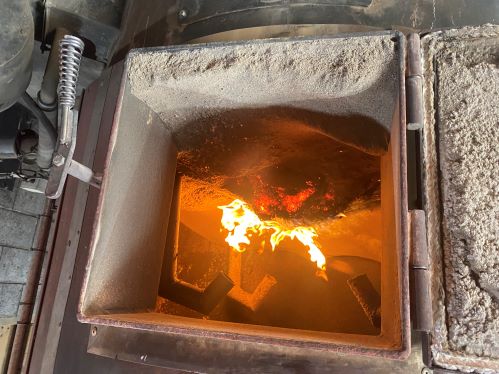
[347,273,381,328]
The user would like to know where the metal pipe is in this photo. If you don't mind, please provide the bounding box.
[18,92,57,169]
[58,105,73,144]
[37,28,68,111]
[67,159,101,188]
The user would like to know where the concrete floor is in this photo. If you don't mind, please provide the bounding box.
[0,185,47,324]
[0,181,47,373]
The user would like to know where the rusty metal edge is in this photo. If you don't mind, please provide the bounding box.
[85,323,426,373]
[396,30,412,361]
[49,62,125,373]
[76,60,127,321]
[420,26,499,374]
[83,315,407,360]
[28,67,114,374]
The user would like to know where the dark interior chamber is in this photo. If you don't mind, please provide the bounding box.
[158,110,384,336]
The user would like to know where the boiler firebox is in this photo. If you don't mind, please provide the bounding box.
[79,31,409,357]
[77,26,499,373]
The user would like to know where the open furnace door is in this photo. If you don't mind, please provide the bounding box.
[421,25,499,373]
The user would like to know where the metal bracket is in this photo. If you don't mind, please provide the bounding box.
[45,110,101,199]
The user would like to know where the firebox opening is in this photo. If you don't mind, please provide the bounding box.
[80,33,407,356]
[157,109,384,336]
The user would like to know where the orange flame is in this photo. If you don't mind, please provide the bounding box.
[218,199,327,271]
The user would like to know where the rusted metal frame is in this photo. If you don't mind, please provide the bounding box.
[93,323,424,372]
[28,70,111,374]
[406,33,433,335]
[159,174,234,315]
[87,324,419,373]
[396,31,412,361]
[420,31,481,374]
[52,63,126,373]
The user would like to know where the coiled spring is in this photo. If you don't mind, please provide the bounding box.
[58,35,84,108]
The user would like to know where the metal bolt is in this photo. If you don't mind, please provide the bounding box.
[421,367,432,374]
[178,9,188,20]
[91,326,97,336]
[53,154,65,167]
[140,354,147,362]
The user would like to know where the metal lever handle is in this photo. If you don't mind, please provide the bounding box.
[45,35,100,199]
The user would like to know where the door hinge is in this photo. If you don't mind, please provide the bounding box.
[406,33,424,131]
[410,209,433,332]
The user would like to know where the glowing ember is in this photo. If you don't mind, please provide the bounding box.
[218,199,327,271]
[252,179,316,216]
[280,184,316,214]
[249,176,336,218]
